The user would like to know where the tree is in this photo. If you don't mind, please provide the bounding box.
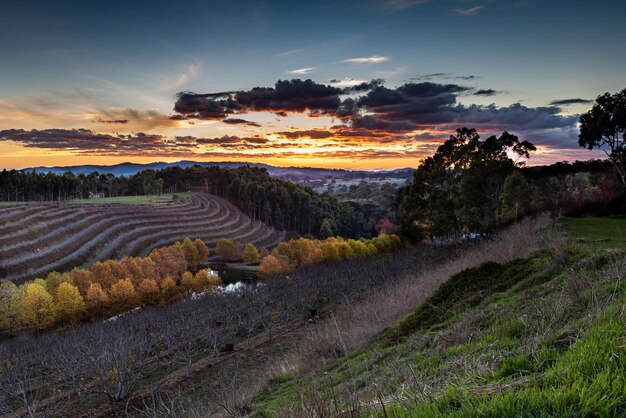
[55,282,86,323]
[319,217,336,238]
[258,255,290,279]
[194,238,209,263]
[108,279,138,314]
[242,243,260,264]
[137,278,159,305]
[579,88,626,188]
[20,283,56,329]
[86,282,109,317]
[0,281,21,331]
[181,238,201,271]
[216,238,237,261]
[500,171,534,223]
[400,128,535,241]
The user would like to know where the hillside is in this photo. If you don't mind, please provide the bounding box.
[20,160,414,183]
[0,193,285,282]
[251,218,626,416]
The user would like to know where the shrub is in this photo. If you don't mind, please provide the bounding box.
[55,282,86,323]
[20,283,56,329]
[216,238,238,261]
[243,243,260,264]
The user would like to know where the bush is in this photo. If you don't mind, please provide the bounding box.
[216,238,238,261]
[242,243,260,264]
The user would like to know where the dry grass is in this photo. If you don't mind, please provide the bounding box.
[290,216,552,371]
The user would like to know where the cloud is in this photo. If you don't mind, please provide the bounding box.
[173,78,580,153]
[186,135,268,146]
[287,67,316,75]
[549,98,593,106]
[344,55,391,64]
[94,108,179,130]
[0,128,186,155]
[379,0,432,11]
[221,118,261,127]
[411,73,478,81]
[174,79,345,120]
[96,118,129,124]
[153,60,202,92]
[474,88,499,96]
[453,5,485,15]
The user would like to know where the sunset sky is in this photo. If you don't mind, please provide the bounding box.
[0,0,624,170]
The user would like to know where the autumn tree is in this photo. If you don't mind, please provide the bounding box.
[194,269,221,291]
[242,243,260,264]
[579,88,626,188]
[20,283,56,329]
[0,280,21,331]
[137,278,160,305]
[159,276,180,305]
[55,282,86,323]
[86,282,109,317]
[181,238,201,271]
[181,271,199,294]
[216,238,237,261]
[258,255,291,279]
[108,279,138,314]
[194,238,209,263]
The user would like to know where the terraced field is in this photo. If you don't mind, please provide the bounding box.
[0,193,286,282]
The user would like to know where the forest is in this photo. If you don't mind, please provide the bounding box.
[0,165,374,238]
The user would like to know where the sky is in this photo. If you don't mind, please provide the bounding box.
[0,0,624,170]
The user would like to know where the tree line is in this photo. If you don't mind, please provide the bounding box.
[258,233,403,279]
[0,238,218,331]
[0,165,374,238]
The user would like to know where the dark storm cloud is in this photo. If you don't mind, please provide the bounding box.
[549,98,593,106]
[96,118,129,124]
[0,128,179,153]
[343,79,385,92]
[411,73,477,81]
[221,118,261,127]
[174,78,579,150]
[174,79,344,120]
[189,135,268,146]
[474,88,498,96]
[277,129,335,139]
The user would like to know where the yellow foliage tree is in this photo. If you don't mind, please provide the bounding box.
[258,255,291,280]
[0,280,22,331]
[194,269,221,291]
[86,282,109,317]
[242,243,260,264]
[137,278,159,305]
[216,238,237,261]
[181,238,201,271]
[55,282,86,323]
[181,271,199,294]
[20,283,56,329]
[108,279,138,314]
[194,238,209,263]
[159,276,179,305]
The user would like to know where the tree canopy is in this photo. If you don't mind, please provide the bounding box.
[579,88,626,187]
[400,128,535,241]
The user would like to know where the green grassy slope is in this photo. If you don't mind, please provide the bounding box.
[252,218,626,417]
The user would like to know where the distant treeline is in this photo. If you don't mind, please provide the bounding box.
[0,165,375,238]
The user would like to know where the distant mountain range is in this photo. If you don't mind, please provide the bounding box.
[21,161,414,182]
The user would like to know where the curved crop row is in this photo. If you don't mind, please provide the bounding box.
[0,193,286,282]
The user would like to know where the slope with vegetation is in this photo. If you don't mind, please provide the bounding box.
[251,218,626,417]
[0,164,375,238]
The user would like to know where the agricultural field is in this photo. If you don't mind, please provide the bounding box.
[0,193,286,282]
